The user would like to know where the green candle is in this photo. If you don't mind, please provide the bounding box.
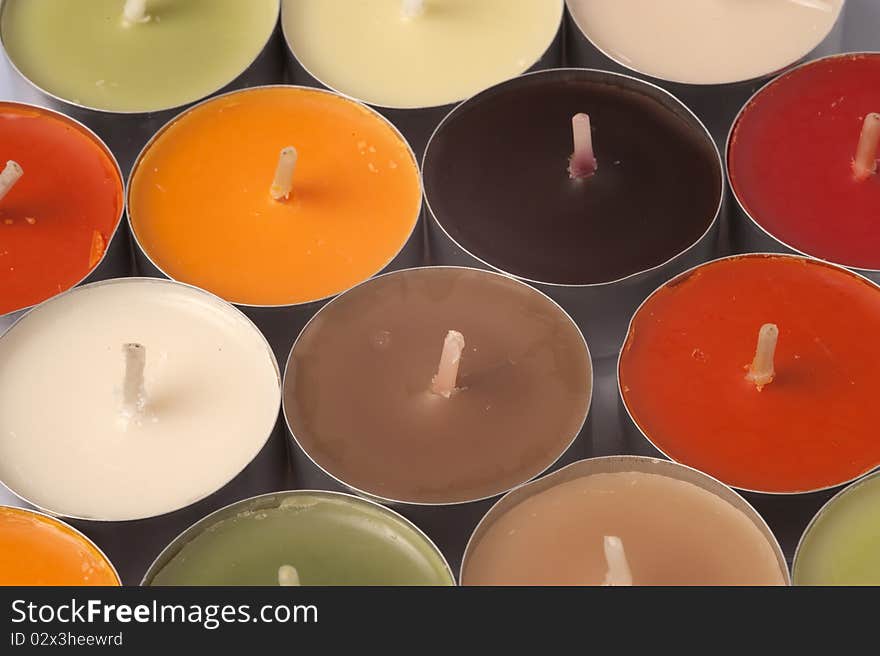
[794,472,880,586]
[1,0,279,112]
[146,492,454,586]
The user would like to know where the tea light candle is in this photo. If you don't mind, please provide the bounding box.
[145,491,454,586]
[619,255,880,494]
[462,457,788,585]
[0,0,280,112]
[0,506,119,585]
[423,69,722,356]
[283,267,592,505]
[794,471,880,585]
[729,54,880,280]
[0,279,281,521]
[0,102,124,326]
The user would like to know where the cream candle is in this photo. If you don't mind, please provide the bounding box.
[0,279,281,521]
[462,457,789,586]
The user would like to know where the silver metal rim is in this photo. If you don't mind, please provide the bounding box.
[140,489,456,586]
[617,252,880,496]
[422,67,725,290]
[281,265,594,509]
[725,51,880,278]
[0,0,282,116]
[125,84,423,310]
[0,276,282,523]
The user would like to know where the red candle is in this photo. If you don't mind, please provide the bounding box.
[729,54,880,272]
[0,102,123,317]
[619,255,880,494]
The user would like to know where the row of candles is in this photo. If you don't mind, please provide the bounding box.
[1,0,878,587]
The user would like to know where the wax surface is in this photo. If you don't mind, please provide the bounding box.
[568,0,842,84]
[285,268,591,503]
[423,73,721,285]
[463,472,785,586]
[150,494,452,586]
[0,280,280,520]
[0,507,119,586]
[282,0,561,108]
[130,87,421,306]
[794,474,880,585]
[620,256,880,493]
[730,54,880,271]
[1,0,279,112]
[0,103,122,316]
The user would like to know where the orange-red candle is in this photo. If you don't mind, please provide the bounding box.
[619,255,880,494]
[0,103,123,317]
[128,87,421,306]
[0,507,119,586]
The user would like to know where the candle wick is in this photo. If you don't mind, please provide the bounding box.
[602,536,633,586]
[0,160,23,204]
[278,564,301,586]
[122,343,147,417]
[745,323,779,391]
[401,0,425,20]
[430,330,465,399]
[122,0,151,26]
[270,146,298,201]
[569,113,598,179]
[853,113,880,182]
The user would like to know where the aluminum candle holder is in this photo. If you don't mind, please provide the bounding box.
[0,0,285,175]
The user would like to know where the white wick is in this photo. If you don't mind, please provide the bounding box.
[122,0,151,25]
[569,113,598,179]
[787,0,833,12]
[430,330,465,399]
[278,564,301,586]
[122,343,147,416]
[853,113,880,182]
[745,323,779,391]
[602,536,633,587]
[402,0,425,20]
[270,147,298,201]
[0,160,23,204]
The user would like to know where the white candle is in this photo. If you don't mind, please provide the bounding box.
[0,279,280,521]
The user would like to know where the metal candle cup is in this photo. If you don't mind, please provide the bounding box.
[282,266,593,571]
[0,278,287,585]
[423,68,723,360]
[280,0,564,159]
[0,101,130,336]
[0,0,284,175]
[127,85,424,364]
[727,53,880,285]
[564,0,846,146]
[142,490,455,586]
[461,456,790,586]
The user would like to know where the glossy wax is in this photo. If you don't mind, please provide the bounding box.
[795,474,880,585]
[730,54,880,271]
[284,268,591,503]
[0,103,122,316]
[1,0,279,112]
[130,87,421,306]
[568,0,843,84]
[150,494,452,586]
[463,472,785,586]
[620,256,880,493]
[282,0,561,108]
[423,73,721,285]
[0,280,280,520]
[0,507,118,586]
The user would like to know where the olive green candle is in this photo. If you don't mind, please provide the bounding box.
[146,492,453,586]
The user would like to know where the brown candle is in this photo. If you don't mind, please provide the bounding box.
[283,267,592,504]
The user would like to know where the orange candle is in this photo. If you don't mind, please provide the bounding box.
[0,507,119,586]
[128,87,421,306]
[0,102,123,317]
